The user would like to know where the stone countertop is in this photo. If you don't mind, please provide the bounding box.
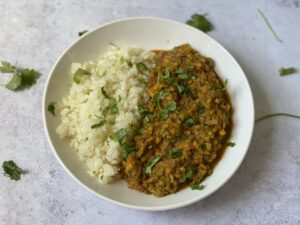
[0,0,299,224]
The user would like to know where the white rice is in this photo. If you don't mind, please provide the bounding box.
[56,46,153,183]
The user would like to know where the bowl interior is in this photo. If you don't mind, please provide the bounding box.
[43,17,254,210]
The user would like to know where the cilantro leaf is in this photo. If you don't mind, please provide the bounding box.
[166,101,177,112]
[137,77,148,84]
[184,117,197,125]
[1,61,38,90]
[186,14,213,33]
[136,62,149,73]
[145,156,161,174]
[169,148,181,158]
[73,68,91,84]
[5,70,22,90]
[279,67,297,76]
[78,30,88,37]
[191,184,205,190]
[47,102,57,116]
[91,119,106,129]
[110,128,128,145]
[211,79,228,92]
[179,167,194,183]
[227,141,236,147]
[153,91,167,109]
[161,109,169,120]
[20,68,38,86]
[0,61,15,73]
[2,160,23,181]
[122,145,135,157]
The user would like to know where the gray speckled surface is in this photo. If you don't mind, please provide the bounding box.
[0,0,300,224]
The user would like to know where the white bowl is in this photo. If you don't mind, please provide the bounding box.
[43,17,254,211]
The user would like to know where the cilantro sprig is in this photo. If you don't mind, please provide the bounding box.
[0,61,38,90]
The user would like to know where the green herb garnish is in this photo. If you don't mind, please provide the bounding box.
[0,61,39,90]
[47,102,57,116]
[0,61,15,73]
[227,141,236,147]
[179,167,194,183]
[255,113,300,123]
[73,68,91,84]
[186,14,213,33]
[160,101,177,119]
[138,105,149,115]
[166,101,177,111]
[2,160,23,181]
[279,67,297,76]
[257,9,283,43]
[122,146,135,157]
[91,119,106,129]
[101,87,120,115]
[136,62,148,73]
[145,156,161,174]
[110,128,128,145]
[184,117,196,125]
[153,91,167,109]
[137,77,148,84]
[211,79,228,92]
[78,30,88,37]
[191,184,205,190]
[178,73,189,80]
[126,60,133,67]
[169,148,181,158]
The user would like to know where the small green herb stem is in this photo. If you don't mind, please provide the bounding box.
[255,113,300,123]
[257,9,283,43]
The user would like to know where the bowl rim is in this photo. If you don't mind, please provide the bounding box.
[42,16,255,211]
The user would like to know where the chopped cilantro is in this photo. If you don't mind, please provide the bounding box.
[78,30,88,37]
[279,67,297,76]
[91,119,106,129]
[184,117,197,125]
[47,102,57,116]
[122,145,135,157]
[227,141,236,147]
[73,68,91,84]
[211,79,228,92]
[0,61,15,73]
[191,184,205,190]
[137,77,147,84]
[153,91,167,109]
[136,62,148,73]
[126,60,133,67]
[179,167,194,183]
[145,156,161,174]
[178,73,189,80]
[2,160,23,181]
[101,87,120,115]
[169,148,181,158]
[110,128,127,145]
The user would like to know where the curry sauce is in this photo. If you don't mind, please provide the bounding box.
[122,44,232,197]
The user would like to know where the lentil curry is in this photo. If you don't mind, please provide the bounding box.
[122,44,232,197]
